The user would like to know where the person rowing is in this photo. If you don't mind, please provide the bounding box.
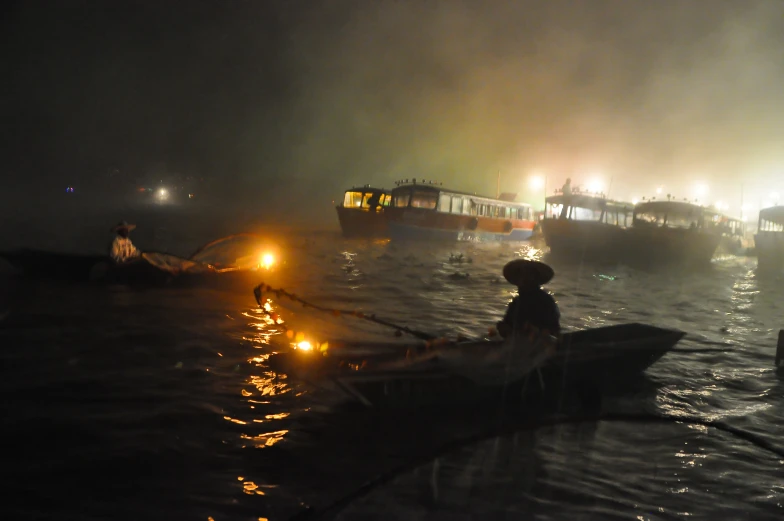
[496,259,560,339]
[110,221,141,263]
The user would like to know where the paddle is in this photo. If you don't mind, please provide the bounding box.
[253,283,439,341]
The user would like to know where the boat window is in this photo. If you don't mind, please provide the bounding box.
[343,191,364,208]
[450,196,463,214]
[393,191,411,207]
[410,191,438,209]
[381,194,391,207]
[463,198,471,215]
[362,193,373,208]
[438,194,451,213]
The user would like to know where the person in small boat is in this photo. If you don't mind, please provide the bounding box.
[110,221,141,263]
[496,259,560,338]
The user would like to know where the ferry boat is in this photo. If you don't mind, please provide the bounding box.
[755,206,784,271]
[627,199,722,266]
[384,180,535,241]
[540,189,634,261]
[709,212,752,256]
[335,186,391,238]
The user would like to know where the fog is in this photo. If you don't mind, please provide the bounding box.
[3,0,784,238]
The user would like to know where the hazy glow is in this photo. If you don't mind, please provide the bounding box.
[772,192,780,201]
[694,183,709,198]
[296,341,312,351]
[632,198,639,204]
[260,253,275,269]
[656,187,663,195]
[529,175,545,190]
[587,179,603,193]
[157,188,169,199]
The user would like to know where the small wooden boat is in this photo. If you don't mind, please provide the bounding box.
[335,186,390,238]
[0,233,278,288]
[267,323,685,409]
[755,206,784,272]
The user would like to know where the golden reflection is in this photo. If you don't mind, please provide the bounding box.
[297,340,313,351]
[260,252,275,270]
[249,374,289,396]
[265,412,290,420]
[240,429,289,448]
[241,389,252,397]
[223,415,248,425]
[242,480,266,495]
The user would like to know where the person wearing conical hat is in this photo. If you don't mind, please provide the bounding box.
[496,259,560,338]
[109,221,141,263]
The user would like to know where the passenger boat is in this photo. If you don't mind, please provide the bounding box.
[0,233,279,288]
[627,200,723,266]
[384,179,535,241]
[709,212,752,256]
[335,186,390,238]
[540,190,634,261]
[755,206,784,272]
[266,323,685,409]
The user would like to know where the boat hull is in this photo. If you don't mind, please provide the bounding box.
[755,232,784,272]
[541,219,721,267]
[268,323,685,409]
[0,249,262,289]
[386,208,534,242]
[541,219,628,261]
[335,206,388,238]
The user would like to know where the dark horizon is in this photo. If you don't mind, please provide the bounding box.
[4,0,784,214]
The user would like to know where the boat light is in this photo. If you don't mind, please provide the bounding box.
[157,188,169,199]
[260,253,275,269]
[296,341,313,351]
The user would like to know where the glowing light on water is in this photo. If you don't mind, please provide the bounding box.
[296,341,313,351]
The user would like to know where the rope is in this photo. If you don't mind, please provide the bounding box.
[254,283,449,342]
[290,411,784,521]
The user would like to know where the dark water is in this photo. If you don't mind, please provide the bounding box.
[2,224,783,520]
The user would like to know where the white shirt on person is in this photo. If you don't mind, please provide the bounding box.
[110,236,140,263]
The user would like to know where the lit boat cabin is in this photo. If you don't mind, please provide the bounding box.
[632,201,710,230]
[342,186,391,211]
[758,206,784,233]
[545,193,634,227]
[390,183,534,221]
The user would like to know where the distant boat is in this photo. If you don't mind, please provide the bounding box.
[541,190,635,261]
[755,206,784,272]
[627,201,723,267]
[708,212,753,256]
[385,179,536,241]
[335,186,390,238]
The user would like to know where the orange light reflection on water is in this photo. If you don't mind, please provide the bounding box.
[240,429,289,448]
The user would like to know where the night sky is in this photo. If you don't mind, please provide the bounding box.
[4,0,784,211]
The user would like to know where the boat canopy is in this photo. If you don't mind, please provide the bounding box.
[633,201,708,229]
[545,193,634,225]
[758,206,784,231]
[391,183,534,220]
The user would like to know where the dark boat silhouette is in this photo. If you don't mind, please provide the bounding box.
[0,233,278,288]
[267,323,686,409]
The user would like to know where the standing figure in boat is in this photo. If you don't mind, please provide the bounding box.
[496,259,560,338]
[562,178,572,196]
[110,221,140,263]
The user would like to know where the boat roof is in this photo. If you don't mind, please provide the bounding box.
[344,185,389,194]
[633,200,705,216]
[392,183,530,207]
[759,205,784,225]
[546,193,634,212]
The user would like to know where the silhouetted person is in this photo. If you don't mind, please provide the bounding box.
[496,259,560,338]
[562,178,572,196]
[110,221,140,263]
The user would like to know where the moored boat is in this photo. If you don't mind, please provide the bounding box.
[266,323,685,409]
[627,201,723,266]
[335,186,390,238]
[540,190,634,261]
[385,180,535,241]
[755,206,784,272]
